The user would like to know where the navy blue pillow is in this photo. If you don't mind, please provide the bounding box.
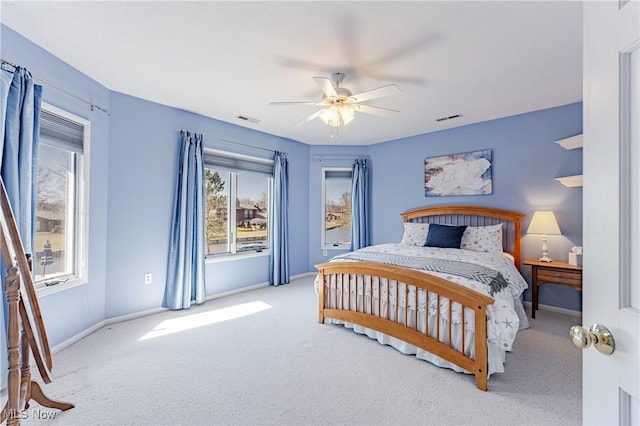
[424,224,468,248]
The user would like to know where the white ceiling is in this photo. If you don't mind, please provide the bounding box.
[0,1,583,146]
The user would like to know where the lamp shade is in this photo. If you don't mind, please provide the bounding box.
[527,211,561,235]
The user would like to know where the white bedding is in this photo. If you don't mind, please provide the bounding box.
[315,243,530,376]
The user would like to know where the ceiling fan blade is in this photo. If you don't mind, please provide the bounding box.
[292,109,324,125]
[349,84,401,103]
[313,76,338,98]
[270,101,325,106]
[354,104,399,117]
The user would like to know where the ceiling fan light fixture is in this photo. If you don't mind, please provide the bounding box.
[319,104,355,128]
[270,72,400,137]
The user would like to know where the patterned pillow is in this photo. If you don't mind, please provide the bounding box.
[400,222,430,246]
[460,224,504,253]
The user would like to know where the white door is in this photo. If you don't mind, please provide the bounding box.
[582,0,640,424]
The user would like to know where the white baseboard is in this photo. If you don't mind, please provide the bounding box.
[51,320,106,355]
[205,281,269,302]
[292,271,317,279]
[523,301,582,318]
[51,273,315,354]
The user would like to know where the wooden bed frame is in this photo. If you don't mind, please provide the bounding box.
[315,205,525,391]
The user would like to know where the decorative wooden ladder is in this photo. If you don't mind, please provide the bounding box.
[0,178,74,425]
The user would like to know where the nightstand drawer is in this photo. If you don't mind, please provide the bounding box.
[537,270,581,285]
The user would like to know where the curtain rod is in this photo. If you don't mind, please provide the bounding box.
[176,128,283,155]
[1,59,111,116]
[312,154,363,161]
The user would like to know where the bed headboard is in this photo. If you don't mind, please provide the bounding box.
[401,205,526,271]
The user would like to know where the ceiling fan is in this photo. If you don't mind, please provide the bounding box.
[270,72,401,137]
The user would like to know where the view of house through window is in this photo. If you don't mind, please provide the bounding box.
[205,166,270,256]
[35,108,86,287]
[322,168,352,249]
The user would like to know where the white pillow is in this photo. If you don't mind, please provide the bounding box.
[400,222,430,246]
[460,224,503,253]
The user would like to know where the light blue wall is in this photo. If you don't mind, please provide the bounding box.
[106,91,309,317]
[2,24,583,349]
[1,25,310,340]
[368,103,583,311]
[1,25,110,345]
[307,145,368,270]
[305,105,583,312]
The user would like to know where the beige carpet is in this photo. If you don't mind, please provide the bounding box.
[20,275,581,425]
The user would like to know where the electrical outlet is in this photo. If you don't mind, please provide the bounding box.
[144,273,152,284]
[322,249,328,256]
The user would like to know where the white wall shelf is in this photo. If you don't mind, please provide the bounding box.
[555,174,583,187]
[554,134,583,187]
[555,134,583,150]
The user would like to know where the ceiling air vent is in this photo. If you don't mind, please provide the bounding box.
[236,115,261,124]
[435,113,463,122]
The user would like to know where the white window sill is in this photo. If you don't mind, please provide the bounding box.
[35,277,87,298]
[206,251,269,264]
[322,246,351,251]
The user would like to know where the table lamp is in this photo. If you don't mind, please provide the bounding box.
[527,211,561,262]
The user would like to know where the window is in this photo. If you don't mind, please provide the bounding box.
[321,168,352,249]
[34,105,88,289]
[204,150,272,256]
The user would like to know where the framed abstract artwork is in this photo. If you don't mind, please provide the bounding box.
[424,149,493,197]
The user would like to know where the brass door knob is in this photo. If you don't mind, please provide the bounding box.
[570,324,615,355]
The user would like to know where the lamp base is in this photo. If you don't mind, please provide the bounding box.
[539,236,552,262]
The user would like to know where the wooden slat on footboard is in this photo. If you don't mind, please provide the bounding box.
[315,261,495,391]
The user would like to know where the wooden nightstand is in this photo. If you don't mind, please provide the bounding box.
[523,259,583,318]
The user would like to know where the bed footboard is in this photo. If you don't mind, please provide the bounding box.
[315,261,495,391]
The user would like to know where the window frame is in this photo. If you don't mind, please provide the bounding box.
[203,148,273,259]
[34,103,89,295]
[321,167,353,250]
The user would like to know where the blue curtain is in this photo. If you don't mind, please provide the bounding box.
[1,67,42,253]
[269,151,289,286]
[0,67,42,389]
[163,131,206,309]
[350,157,370,251]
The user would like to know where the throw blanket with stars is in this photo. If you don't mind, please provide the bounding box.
[333,251,509,297]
